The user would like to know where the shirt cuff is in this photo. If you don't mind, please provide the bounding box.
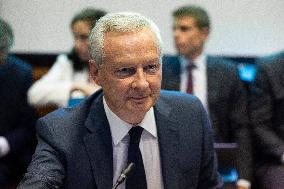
[237,179,251,189]
[0,136,10,157]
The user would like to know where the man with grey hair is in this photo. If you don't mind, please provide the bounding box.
[0,18,37,188]
[18,12,222,189]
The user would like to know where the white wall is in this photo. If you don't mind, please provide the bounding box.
[1,0,283,56]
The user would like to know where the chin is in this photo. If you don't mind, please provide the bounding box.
[179,50,187,56]
[79,54,91,62]
[128,102,152,113]
[80,57,89,62]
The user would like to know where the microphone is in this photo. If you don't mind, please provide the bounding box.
[112,162,135,189]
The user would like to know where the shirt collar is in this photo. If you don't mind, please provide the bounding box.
[179,54,206,71]
[103,97,157,146]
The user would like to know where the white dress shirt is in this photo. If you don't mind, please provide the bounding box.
[103,98,164,189]
[28,54,100,107]
[179,54,208,110]
[180,54,251,188]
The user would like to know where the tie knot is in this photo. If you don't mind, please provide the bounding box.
[187,61,196,69]
[129,126,144,144]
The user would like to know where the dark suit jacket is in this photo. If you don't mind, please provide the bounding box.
[250,51,284,165]
[0,56,37,185]
[162,55,252,180]
[18,90,222,189]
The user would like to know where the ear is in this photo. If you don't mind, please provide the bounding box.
[200,27,209,40]
[89,59,101,86]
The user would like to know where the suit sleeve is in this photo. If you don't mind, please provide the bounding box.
[5,66,37,156]
[17,118,65,189]
[230,68,253,181]
[198,105,223,189]
[250,65,284,160]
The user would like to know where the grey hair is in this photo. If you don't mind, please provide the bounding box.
[90,12,163,66]
[0,18,14,51]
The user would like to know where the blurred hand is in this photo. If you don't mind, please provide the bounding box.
[236,179,251,189]
[0,136,10,158]
[237,186,249,189]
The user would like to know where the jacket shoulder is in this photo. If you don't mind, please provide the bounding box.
[162,55,179,63]
[257,53,284,74]
[207,56,237,70]
[159,90,205,113]
[38,90,102,132]
[162,55,181,76]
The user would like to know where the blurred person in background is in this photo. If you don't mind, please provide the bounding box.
[250,51,284,189]
[0,18,37,188]
[162,5,253,189]
[28,8,106,107]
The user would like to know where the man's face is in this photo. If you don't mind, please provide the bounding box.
[174,16,208,58]
[90,28,161,124]
[72,20,92,62]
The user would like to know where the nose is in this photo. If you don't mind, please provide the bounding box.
[131,68,149,90]
[74,38,83,50]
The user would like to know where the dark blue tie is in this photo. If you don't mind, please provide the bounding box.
[126,126,147,189]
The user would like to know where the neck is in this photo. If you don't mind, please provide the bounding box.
[185,52,201,62]
[185,46,203,61]
[120,112,146,125]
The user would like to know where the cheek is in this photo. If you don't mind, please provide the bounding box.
[188,34,197,43]
[83,43,90,50]
[149,76,162,90]
[96,73,108,87]
[102,77,128,94]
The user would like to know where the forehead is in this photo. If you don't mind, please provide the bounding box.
[104,27,157,44]
[174,16,197,26]
[103,28,160,62]
[72,21,91,33]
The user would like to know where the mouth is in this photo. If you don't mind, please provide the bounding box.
[129,96,149,103]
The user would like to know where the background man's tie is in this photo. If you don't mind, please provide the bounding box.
[126,126,147,189]
[186,61,195,94]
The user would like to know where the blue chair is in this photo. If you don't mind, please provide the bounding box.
[68,97,85,107]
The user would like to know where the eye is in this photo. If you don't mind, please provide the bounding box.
[114,67,136,78]
[180,26,190,32]
[144,63,160,74]
[78,34,89,41]
[73,33,89,41]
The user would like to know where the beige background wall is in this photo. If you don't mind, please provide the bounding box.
[1,0,283,56]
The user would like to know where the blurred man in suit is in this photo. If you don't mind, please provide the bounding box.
[0,18,37,188]
[250,51,284,189]
[162,5,252,189]
[18,12,222,189]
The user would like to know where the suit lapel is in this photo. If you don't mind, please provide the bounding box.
[206,57,218,113]
[83,94,113,189]
[154,98,181,189]
[81,92,185,189]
